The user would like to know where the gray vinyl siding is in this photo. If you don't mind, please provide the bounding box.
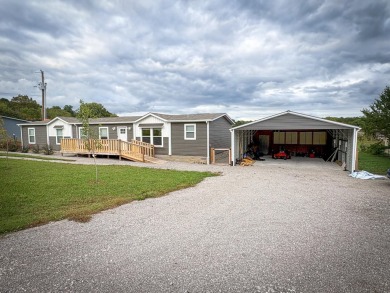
[22,125,47,147]
[49,137,61,151]
[155,138,169,155]
[89,123,133,140]
[239,113,353,130]
[2,117,26,140]
[171,122,207,156]
[209,116,232,149]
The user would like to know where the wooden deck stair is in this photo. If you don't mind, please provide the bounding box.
[61,138,164,164]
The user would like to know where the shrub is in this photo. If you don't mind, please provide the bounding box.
[32,145,40,154]
[21,145,30,153]
[42,144,54,155]
[367,142,386,155]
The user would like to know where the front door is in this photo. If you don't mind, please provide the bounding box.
[117,127,128,141]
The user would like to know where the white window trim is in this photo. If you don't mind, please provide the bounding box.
[78,127,84,139]
[28,128,36,144]
[184,124,196,140]
[99,127,109,139]
[55,128,63,145]
[152,128,163,147]
[141,127,163,147]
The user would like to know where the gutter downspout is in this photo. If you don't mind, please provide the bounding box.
[46,124,49,145]
[19,125,23,148]
[230,129,235,166]
[206,121,210,165]
[168,122,172,155]
[351,128,359,172]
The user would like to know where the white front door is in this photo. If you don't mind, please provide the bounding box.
[117,127,128,141]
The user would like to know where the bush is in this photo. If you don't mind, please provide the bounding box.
[32,145,40,154]
[8,143,20,152]
[42,145,54,155]
[21,145,30,153]
[367,142,386,155]
[0,140,21,152]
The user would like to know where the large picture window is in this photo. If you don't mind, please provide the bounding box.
[28,128,36,144]
[141,128,162,146]
[184,124,196,140]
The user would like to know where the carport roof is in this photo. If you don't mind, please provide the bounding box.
[232,110,361,131]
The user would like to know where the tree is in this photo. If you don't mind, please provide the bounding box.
[77,100,101,184]
[362,86,390,140]
[10,95,41,120]
[47,106,73,119]
[325,116,365,128]
[0,117,10,167]
[233,120,252,127]
[75,102,117,118]
[63,105,75,116]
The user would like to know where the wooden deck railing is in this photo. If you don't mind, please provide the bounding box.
[61,138,155,162]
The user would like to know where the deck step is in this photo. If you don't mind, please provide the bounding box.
[120,153,144,162]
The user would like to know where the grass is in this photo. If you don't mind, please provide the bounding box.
[0,152,76,161]
[358,152,390,174]
[0,158,216,234]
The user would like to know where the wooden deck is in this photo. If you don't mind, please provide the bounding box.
[61,138,157,163]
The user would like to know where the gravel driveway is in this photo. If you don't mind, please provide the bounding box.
[1,157,389,292]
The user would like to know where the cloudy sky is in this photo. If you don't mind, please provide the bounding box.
[1,0,389,120]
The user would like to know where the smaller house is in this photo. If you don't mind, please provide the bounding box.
[18,112,233,163]
[0,116,30,141]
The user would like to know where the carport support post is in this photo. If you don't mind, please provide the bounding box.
[230,129,235,166]
[352,128,359,172]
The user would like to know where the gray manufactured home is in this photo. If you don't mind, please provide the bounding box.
[18,112,233,162]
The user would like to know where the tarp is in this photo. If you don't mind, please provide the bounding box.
[349,170,387,180]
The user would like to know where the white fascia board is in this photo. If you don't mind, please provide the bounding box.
[134,113,168,123]
[231,110,361,130]
[286,111,361,130]
[210,114,234,124]
[47,117,69,125]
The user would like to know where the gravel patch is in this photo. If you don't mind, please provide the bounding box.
[1,155,389,292]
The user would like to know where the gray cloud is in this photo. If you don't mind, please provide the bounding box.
[0,0,389,120]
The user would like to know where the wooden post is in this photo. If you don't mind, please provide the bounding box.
[355,148,359,171]
[210,148,215,164]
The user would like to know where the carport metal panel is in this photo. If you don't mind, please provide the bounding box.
[231,111,360,172]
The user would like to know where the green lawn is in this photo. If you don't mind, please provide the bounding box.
[0,158,215,234]
[0,152,76,161]
[358,152,390,174]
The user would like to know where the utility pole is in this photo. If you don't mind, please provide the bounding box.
[38,70,47,121]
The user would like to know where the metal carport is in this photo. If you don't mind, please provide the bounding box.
[230,111,360,172]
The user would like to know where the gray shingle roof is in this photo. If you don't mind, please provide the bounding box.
[151,113,232,122]
[58,116,142,124]
[18,113,233,126]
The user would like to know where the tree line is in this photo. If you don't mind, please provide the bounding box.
[1,85,390,142]
[0,95,116,121]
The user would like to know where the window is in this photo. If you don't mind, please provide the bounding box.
[142,128,151,143]
[141,128,162,146]
[99,127,109,139]
[56,128,63,144]
[28,128,36,144]
[153,128,162,146]
[185,124,196,140]
[79,127,87,139]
